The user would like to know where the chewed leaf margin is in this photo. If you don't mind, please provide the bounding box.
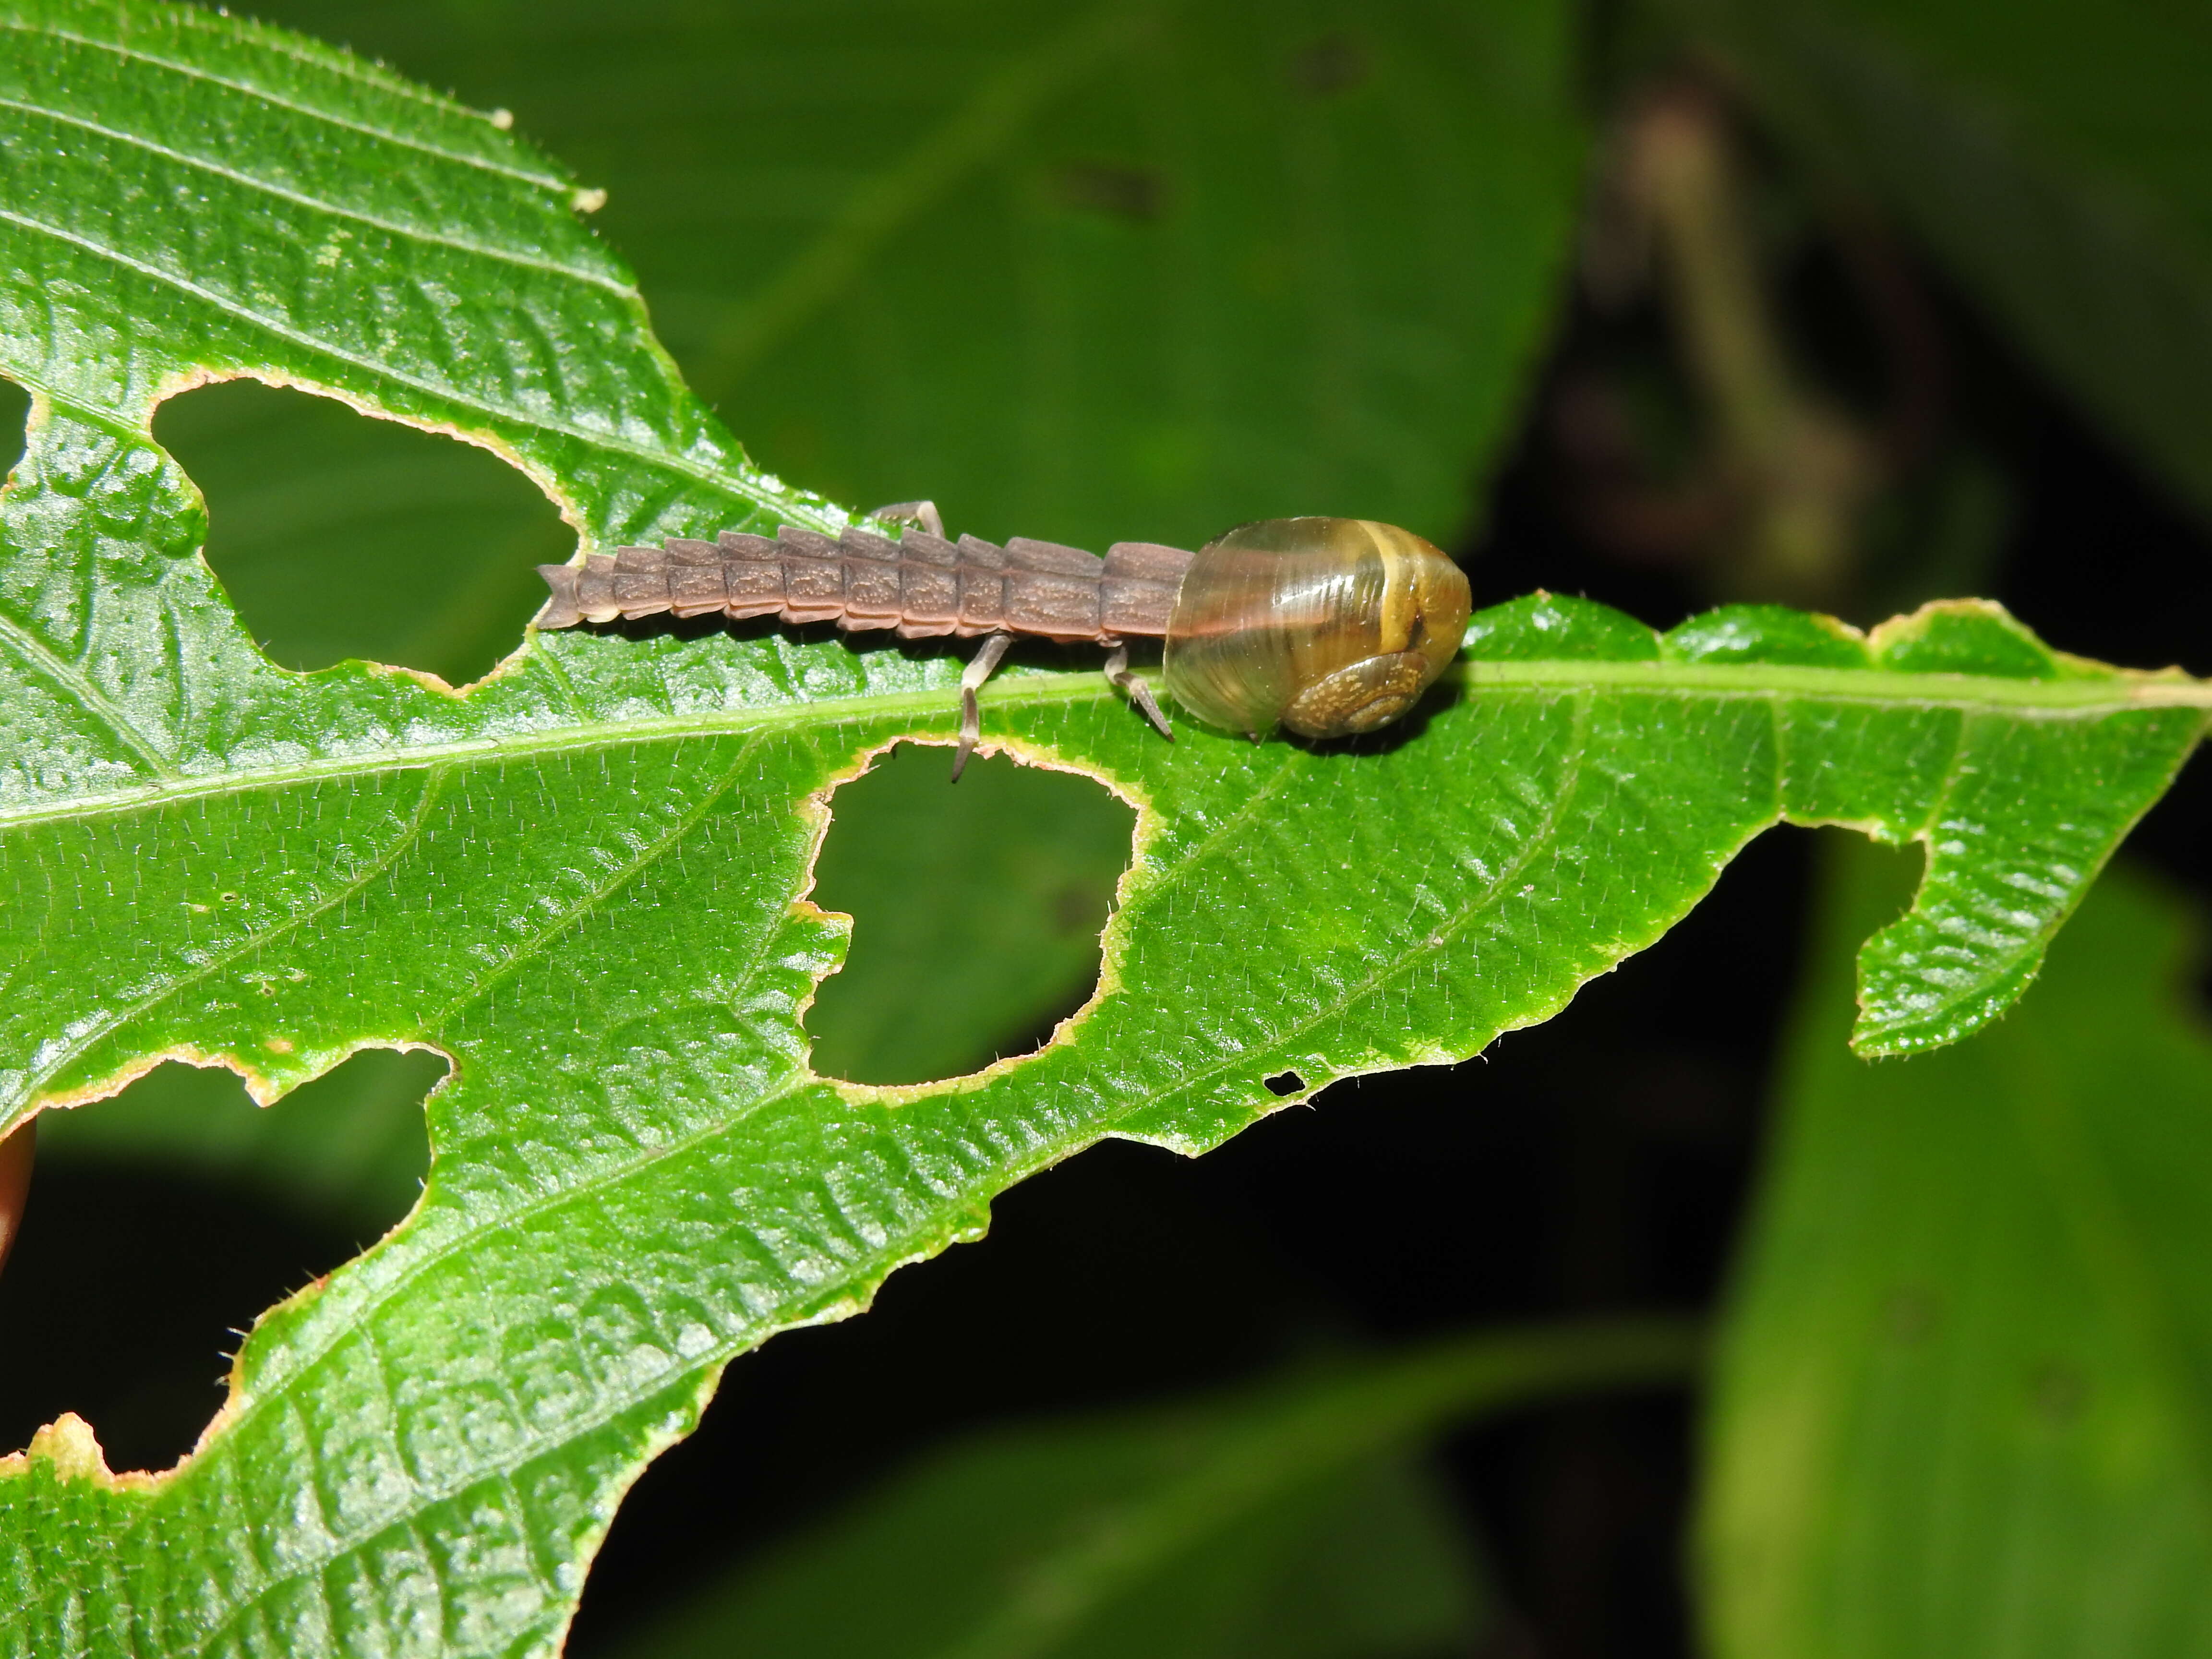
[1465,592,2209,1055]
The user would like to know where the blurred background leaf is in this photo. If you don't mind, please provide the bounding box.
[607,1319,1695,1659]
[1699,836,2212,1657]
[614,1418,1488,1659]
[1652,0,2212,529]
[152,379,575,688]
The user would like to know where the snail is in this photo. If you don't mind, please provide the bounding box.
[535,503,1471,777]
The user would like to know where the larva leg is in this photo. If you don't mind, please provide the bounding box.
[1104,642,1173,741]
[868,499,947,540]
[952,630,1015,781]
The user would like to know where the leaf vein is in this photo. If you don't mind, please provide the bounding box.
[0,203,821,526]
[0,18,568,191]
[0,608,177,777]
[1115,747,1308,919]
[153,1085,818,1658]
[1118,695,1598,1118]
[0,93,627,291]
[421,734,772,1031]
[178,739,790,1455]
[22,764,450,1107]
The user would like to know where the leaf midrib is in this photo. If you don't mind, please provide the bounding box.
[0,15,568,192]
[4,654,2203,834]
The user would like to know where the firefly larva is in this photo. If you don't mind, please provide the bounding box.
[535,504,1471,777]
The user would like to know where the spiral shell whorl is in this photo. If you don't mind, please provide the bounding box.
[1161,518,1471,739]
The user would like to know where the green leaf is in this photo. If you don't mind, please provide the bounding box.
[1653,0,2212,523]
[1,3,2206,1653]
[606,1320,1694,1659]
[240,0,1588,553]
[1698,838,2212,1657]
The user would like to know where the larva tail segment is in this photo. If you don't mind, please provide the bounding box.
[533,524,1194,645]
[533,563,583,630]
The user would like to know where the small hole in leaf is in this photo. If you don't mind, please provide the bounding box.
[807,744,1134,1086]
[153,379,573,686]
[1264,1070,1306,1097]
[0,1047,440,1472]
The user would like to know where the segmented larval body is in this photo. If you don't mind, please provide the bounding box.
[533,525,1196,644]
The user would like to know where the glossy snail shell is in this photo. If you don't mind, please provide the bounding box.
[1162,517,1472,739]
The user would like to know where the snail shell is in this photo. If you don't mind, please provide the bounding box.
[1162,517,1472,739]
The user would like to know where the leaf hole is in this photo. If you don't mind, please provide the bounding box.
[0,374,27,482]
[807,743,1135,1085]
[152,379,574,686]
[1263,1070,1306,1097]
[0,1048,440,1473]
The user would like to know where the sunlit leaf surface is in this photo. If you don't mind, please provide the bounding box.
[0,3,2205,1653]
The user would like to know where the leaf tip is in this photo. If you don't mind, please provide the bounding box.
[1847,953,2042,1058]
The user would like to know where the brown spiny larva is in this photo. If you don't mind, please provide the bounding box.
[534,503,1471,778]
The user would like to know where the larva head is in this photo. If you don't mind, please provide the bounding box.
[1161,517,1471,739]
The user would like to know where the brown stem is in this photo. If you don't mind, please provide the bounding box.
[1624,84,1880,608]
[0,1117,34,1279]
